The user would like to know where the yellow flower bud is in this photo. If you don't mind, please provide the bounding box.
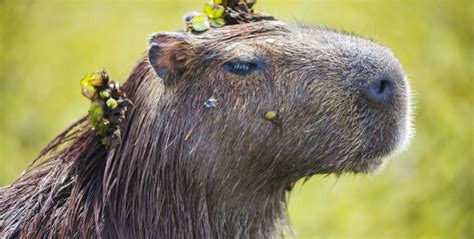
[81,84,96,99]
[89,72,104,87]
[100,90,111,99]
[106,98,118,109]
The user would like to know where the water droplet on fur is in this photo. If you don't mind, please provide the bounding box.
[264,38,275,44]
[204,97,218,108]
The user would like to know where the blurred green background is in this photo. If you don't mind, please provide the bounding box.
[0,0,472,238]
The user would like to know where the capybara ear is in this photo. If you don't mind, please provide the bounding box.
[148,32,192,81]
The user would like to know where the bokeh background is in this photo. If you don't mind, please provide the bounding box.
[0,0,472,238]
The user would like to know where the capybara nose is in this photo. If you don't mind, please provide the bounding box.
[367,74,395,102]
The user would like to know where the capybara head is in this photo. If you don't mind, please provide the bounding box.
[146,20,412,186]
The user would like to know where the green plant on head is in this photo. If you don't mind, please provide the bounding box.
[186,0,259,32]
[80,69,131,147]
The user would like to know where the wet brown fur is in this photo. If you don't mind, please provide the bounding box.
[0,20,410,238]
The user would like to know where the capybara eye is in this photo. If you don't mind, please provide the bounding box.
[223,60,260,76]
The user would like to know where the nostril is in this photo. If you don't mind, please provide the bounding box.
[377,79,390,94]
[368,77,394,101]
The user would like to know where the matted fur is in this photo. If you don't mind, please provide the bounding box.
[0,20,411,238]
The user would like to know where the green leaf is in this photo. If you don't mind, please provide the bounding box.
[191,14,210,32]
[211,18,226,28]
[204,2,214,18]
[204,2,225,19]
[80,75,89,87]
[212,5,225,19]
[88,101,104,129]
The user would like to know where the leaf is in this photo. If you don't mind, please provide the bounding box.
[212,5,225,19]
[191,14,210,32]
[211,18,226,28]
[204,2,225,19]
[204,2,214,18]
[88,101,104,129]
